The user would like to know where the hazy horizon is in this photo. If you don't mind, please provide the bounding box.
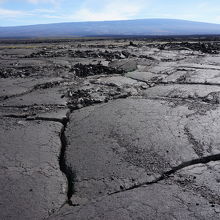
[0,0,220,27]
[1,18,220,28]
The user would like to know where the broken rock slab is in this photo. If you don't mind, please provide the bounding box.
[109,59,137,72]
[126,71,167,83]
[0,106,69,124]
[48,98,220,220]
[143,84,220,101]
[49,179,220,220]
[172,161,220,207]
[0,86,68,107]
[0,77,64,100]
[90,75,144,88]
[63,98,216,203]
[166,69,220,85]
[0,118,67,220]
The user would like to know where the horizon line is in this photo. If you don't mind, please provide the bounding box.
[1,18,220,28]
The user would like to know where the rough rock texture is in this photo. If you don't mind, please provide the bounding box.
[0,118,67,219]
[64,99,192,200]
[1,37,220,219]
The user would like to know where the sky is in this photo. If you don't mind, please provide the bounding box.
[0,0,220,26]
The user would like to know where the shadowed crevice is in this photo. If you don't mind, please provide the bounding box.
[109,153,220,195]
[59,118,76,205]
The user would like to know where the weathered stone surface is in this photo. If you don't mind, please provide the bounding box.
[126,71,167,83]
[0,118,67,220]
[143,84,220,100]
[173,161,220,206]
[0,86,67,107]
[0,77,64,99]
[1,37,220,220]
[64,98,200,201]
[147,61,177,74]
[109,59,137,72]
[49,180,220,220]
[91,75,142,87]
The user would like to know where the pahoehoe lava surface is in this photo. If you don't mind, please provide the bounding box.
[1,37,220,219]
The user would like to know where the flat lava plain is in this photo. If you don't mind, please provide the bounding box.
[1,37,220,219]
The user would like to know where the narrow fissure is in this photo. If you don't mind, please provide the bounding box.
[0,80,64,101]
[157,81,220,87]
[3,114,65,123]
[5,76,220,205]
[3,111,75,205]
[59,117,75,206]
[109,153,220,195]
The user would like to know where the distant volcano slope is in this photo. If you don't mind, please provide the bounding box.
[1,19,220,38]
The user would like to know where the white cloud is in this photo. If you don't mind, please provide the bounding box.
[0,8,29,17]
[43,14,61,19]
[71,0,146,21]
[1,0,149,24]
[32,8,56,13]
[26,0,61,8]
[0,6,55,19]
[27,0,56,4]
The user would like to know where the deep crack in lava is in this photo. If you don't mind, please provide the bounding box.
[59,117,75,205]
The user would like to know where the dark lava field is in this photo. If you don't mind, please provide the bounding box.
[1,37,220,219]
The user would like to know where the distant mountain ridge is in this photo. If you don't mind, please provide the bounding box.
[1,19,220,38]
